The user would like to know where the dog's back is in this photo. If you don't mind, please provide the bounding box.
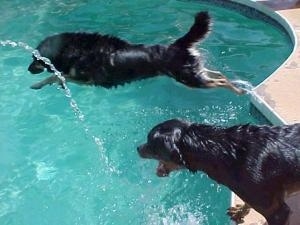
[178,123,300,186]
[36,33,130,69]
[37,32,130,54]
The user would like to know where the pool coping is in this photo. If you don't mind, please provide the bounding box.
[250,8,299,126]
[229,1,300,225]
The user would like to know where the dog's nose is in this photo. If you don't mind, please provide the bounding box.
[137,145,143,154]
[137,144,146,157]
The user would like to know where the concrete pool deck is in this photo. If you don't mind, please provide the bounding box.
[250,6,300,125]
[232,1,300,225]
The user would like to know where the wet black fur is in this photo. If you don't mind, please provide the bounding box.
[28,12,213,89]
[138,119,300,225]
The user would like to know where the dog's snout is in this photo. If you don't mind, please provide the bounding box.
[137,144,146,155]
[137,143,152,159]
[137,145,141,153]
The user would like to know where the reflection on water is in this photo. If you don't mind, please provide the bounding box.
[35,161,57,181]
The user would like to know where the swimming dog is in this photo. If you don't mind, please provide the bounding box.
[28,12,243,94]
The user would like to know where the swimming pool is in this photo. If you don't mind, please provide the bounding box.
[0,1,292,224]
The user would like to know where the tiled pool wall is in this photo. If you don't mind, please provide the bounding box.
[199,0,295,43]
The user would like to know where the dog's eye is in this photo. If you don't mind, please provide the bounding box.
[153,131,160,138]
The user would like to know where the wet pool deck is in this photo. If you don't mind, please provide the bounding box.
[232,1,300,225]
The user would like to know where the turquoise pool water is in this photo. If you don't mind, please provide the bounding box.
[0,1,292,225]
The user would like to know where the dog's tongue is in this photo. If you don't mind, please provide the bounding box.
[156,161,169,177]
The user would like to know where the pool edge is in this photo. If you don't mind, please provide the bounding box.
[250,7,300,125]
[249,5,298,125]
[229,1,300,225]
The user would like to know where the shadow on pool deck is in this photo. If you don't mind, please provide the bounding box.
[232,1,300,225]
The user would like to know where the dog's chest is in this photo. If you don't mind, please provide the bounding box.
[188,47,201,57]
[284,185,300,222]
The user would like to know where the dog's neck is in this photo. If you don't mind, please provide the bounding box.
[177,124,249,186]
[181,149,236,183]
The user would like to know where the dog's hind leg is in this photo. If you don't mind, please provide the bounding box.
[30,75,60,89]
[202,69,245,94]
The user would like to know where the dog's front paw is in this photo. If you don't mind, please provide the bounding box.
[227,204,250,224]
[30,82,43,89]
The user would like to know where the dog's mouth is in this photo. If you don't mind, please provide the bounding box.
[137,144,154,159]
[137,145,184,176]
[156,161,183,177]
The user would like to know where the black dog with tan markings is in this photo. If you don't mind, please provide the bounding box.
[137,119,300,225]
[28,12,243,94]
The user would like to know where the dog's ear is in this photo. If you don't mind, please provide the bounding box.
[163,128,184,164]
[162,128,181,149]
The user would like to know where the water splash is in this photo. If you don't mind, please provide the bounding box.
[0,39,118,174]
[231,79,254,94]
[146,203,205,225]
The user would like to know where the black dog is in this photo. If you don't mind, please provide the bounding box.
[28,12,243,94]
[137,119,300,225]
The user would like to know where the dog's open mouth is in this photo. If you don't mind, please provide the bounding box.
[156,161,183,177]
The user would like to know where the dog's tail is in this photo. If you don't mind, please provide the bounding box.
[172,11,210,48]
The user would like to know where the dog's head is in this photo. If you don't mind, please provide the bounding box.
[28,34,64,74]
[137,119,191,177]
[28,58,49,74]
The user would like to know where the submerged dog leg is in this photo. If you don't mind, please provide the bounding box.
[227,203,251,224]
[30,75,60,89]
[203,69,245,94]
